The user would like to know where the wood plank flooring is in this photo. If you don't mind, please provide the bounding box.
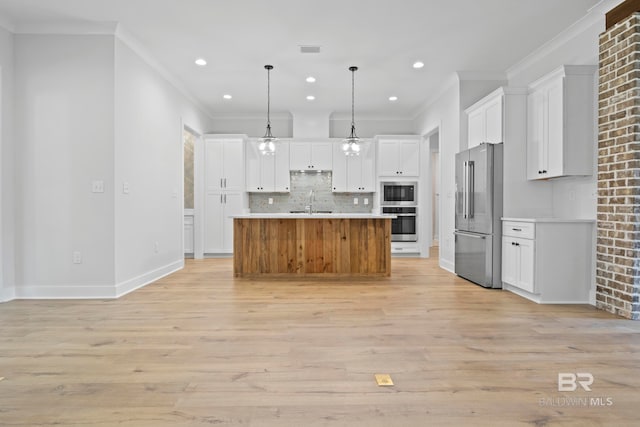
[1,257,639,426]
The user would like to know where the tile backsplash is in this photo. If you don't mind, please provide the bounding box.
[249,171,375,213]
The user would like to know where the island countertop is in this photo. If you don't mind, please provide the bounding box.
[233,215,392,277]
[230,213,396,219]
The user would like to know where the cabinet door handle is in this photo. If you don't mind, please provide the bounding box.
[542,170,547,174]
[224,178,227,188]
[220,178,224,187]
[224,194,227,203]
[220,194,223,203]
[512,228,522,231]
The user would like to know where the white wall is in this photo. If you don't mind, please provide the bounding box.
[13,34,116,297]
[209,115,293,137]
[507,11,604,220]
[0,26,14,301]
[413,80,460,272]
[330,117,415,137]
[113,38,214,294]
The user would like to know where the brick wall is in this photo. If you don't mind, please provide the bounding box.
[597,13,640,320]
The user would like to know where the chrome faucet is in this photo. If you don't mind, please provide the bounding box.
[306,189,315,214]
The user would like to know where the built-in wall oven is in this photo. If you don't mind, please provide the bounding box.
[381,181,417,206]
[382,206,418,242]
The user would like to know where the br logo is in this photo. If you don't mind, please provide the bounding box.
[558,373,594,392]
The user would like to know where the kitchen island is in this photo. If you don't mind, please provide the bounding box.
[232,213,393,277]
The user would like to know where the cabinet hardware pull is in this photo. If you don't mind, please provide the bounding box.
[512,228,522,231]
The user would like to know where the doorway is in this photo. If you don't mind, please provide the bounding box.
[183,126,198,258]
[428,131,440,259]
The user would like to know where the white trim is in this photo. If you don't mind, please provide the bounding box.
[411,72,458,120]
[115,259,184,297]
[12,260,183,299]
[114,25,214,121]
[16,284,118,299]
[14,21,118,35]
[589,289,597,306]
[0,287,15,303]
[503,284,590,305]
[506,0,620,81]
[440,258,454,273]
[456,71,507,81]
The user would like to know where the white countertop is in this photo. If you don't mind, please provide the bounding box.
[502,217,595,223]
[231,213,396,219]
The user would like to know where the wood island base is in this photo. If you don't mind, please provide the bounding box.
[233,217,392,277]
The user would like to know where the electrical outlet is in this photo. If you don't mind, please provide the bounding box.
[364,198,369,205]
[354,197,359,205]
[268,198,273,205]
[91,180,104,193]
[154,242,159,253]
[122,182,130,194]
[73,251,82,264]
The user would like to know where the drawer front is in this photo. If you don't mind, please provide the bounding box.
[502,221,535,239]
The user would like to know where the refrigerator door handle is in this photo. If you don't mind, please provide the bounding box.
[463,161,468,219]
[454,231,486,239]
[468,160,475,219]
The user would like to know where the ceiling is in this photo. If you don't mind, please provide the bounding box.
[0,0,602,119]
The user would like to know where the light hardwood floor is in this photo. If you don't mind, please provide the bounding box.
[1,257,639,426]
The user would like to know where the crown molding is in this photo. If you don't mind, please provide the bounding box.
[113,24,214,120]
[507,0,623,80]
[14,20,118,35]
[411,72,459,121]
[456,70,507,81]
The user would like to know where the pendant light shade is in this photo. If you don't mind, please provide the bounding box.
[260,64,276,155]
[342,66,361,156]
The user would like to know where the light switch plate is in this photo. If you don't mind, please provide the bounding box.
[72,251,82,264]
[91,180,104,193]
[354,197,359,205]
[123,182,130,194]
[364,198,369,205]
[268,198,273,205]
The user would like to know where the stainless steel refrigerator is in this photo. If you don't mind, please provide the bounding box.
[454,143,503,288]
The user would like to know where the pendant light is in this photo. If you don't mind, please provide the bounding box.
[259,64,276,155]
[342,66,361,156]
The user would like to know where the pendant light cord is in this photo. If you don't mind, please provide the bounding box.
[349,66,358,140]
[267,66,271,128]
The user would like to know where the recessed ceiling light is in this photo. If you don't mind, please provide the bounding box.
[306,76,316,83]
[223,94,232,100]
[195,58,207,66]
[306,95,315,101]
[389,96,398,101]
[413,61,424,69]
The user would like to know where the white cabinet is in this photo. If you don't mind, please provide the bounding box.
[246,140,290,192]
[526,65,596,180]
[184,214,194,254]
[203,135,246,254]
[289,142,332,170]
[466,91,503,148]
[204,192,244,253]
[377,137,420,177]
[204,136,245,191]
[332,140,375,192]
[501,219,594,303]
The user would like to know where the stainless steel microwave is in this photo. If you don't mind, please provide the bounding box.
[381,181,417,206]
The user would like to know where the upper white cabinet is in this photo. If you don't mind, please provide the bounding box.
[332,140,375,192]
[246,140,290,192]
[526,65,596,180]
[204,135,245,191]
[377,136,420,177]
[466,92,503,148]
[289,142,333,170]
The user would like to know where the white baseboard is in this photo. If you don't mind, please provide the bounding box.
[589,289,596,306]
[12,259,184,300]
[115,259,184,298]
[0,287,16,302]
[15,284,119,299]
[440,258,454,273]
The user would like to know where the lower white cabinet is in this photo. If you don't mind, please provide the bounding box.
[501,219,594,303]
[204,192,244,253]
[184,214,194,254]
